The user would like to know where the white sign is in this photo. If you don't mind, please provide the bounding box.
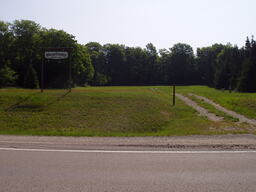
[45,51,69,59]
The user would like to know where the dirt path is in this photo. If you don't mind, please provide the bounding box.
[176,93,223,121]
[189,93,256,126]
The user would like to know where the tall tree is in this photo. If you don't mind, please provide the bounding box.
[196,44,225,86]
[125,46,148,85]
[144,43,159,84]
[103,44,126,85]
[237,37,256,92]
[214,45,242,90]
[158,48,172,84]
[0,21,14,69]
[10,20,41,87]
[86,42,109,85]
[169,43,195,85]
[72,44,94,86]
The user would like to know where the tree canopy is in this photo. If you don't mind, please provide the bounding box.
[0,20,256,92]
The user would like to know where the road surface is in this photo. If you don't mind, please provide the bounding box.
[1,135,256,192]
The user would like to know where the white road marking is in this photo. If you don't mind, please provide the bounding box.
[0,147,256,154]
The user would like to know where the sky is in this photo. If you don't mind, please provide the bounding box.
[1,0,256,51]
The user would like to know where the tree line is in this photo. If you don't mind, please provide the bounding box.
[0,20,256,92]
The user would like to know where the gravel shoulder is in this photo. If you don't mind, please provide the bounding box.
[1,134,256,151]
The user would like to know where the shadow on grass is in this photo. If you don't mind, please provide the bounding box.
[4,92,41,112]
[45,91,70,107]
[5,90,70,112]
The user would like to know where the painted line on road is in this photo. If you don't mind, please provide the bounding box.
[0,147,256,154]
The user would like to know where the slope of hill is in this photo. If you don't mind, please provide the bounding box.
[0,86,254,136]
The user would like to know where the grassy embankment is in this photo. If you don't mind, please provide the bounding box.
[0,86,255,136]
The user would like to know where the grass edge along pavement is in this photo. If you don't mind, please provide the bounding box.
[0,86,255,136]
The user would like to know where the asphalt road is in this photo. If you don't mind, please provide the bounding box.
[0,148,256,192]
[1,135,256,192]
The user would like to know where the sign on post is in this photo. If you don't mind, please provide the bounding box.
[45,51,69,60]
[41,48,72,93]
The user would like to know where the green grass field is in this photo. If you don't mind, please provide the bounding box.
[0,86,255,136]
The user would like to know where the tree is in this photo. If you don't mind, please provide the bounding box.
[237,37,256,92]
[10,20,41,87]
[124,46,148,85]
[0,65,17,87]
[214,45,242,90]
[144,43,159,84]
[169,43,195,85]
[196,44,225,86]
[72,44,94,86]
[158,48,172,84]
[103,44,126,85]
[0,21,14,70]
[86,42,109,85]
[24,64,39,89]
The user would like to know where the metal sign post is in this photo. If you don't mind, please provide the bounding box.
[68,53,72,92]
[41,48,72,92]
[173,84,175,106]
[41,51,44,92]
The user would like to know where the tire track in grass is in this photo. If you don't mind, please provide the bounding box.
[175,93,223,122]
[189,93,256,126]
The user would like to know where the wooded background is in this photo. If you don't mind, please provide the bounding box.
[1,20,256,92]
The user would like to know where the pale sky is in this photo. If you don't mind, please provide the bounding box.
[1,0,256,51]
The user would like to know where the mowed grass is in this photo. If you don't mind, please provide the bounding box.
[0,86,254,136]
[177,86,256,119]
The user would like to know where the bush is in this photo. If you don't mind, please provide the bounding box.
[92,72,109,85]
[0,66,17,87]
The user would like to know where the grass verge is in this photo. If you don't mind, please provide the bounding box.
[0,86,254,136]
